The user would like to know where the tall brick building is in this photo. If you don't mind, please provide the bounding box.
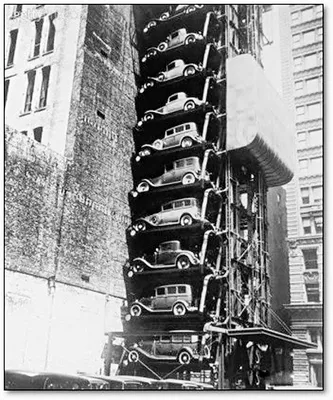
[262,4,323,387]
[5,4,137,373]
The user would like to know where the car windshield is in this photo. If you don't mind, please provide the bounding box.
[160,242,178,251]
[171,32,179,39]
[167,62,176,70]
[156,288,166,295]
[168,94,178,102]
[175,160,185,169]
[162,202,173,211]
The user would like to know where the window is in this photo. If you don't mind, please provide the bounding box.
[306,77,319,94]
[21,130,27,136]
[46,13,57,52]
[156,288,165,296]
[317,27,323,41]
[297,131,306,148]
[301,187,310,204]
[310,157,322,175]
[292,34,300,46]
[7,29,18,66]
[312,186,322,203]
[308,102,321,120]
[296,106,305,122]
[309,129,322,147]
[5,79,10,107]
[299,159,308,175]
[306,283,320,302]
[39,66,50,108]
[301,7,313,23]
[295,80,304,94]
[33,19,44,57]
[302,218,311,234]
[168,287,177,294]
[33,126,43,143]
[314,216,322,234]
[302,248,318,269]
[316,5,323,18]
[303,30,315,45]
[24,70,36,113]
[291,11,299,22]
[294,57,302,71]
[304,53,317,69]
[178,286,186,294]
[161,335,171,343]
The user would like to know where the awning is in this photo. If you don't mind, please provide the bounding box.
[226,327,317,350]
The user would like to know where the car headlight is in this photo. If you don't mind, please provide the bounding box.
[149,215,159,224]
[148,21,157,28]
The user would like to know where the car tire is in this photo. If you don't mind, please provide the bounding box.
[143,112,154,122]
[183,66,196,77]
[180,214,193,226]
[176,255,191,269]
[186,5,197,13]
[158,42,168,51]
[130,304,142,317]
[137,181,150,193]
[182,173,196,185]
[185,35,196,45]
[178,350,191,365]
[184,100,195,111]
[128,350,140,363]
[136,221,146,231]
[181,137,193,148]
[173,302,187,316]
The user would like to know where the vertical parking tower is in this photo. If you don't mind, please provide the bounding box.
[105,5,314,389]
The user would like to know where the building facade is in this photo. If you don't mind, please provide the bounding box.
[5,4,137,373]
[263,4,323,387]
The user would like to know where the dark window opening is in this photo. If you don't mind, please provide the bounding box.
[33,126,43,143]
[81,274,90,283]
[302,248,318,269]
[306,283,320,302]
[5,79,10,107]
[7,29,18,66]
[46,13,57,52]
[34,19,44,57]
[39,65,50,108]
[97,110,105,119]
[100,49,108,58]
[24,70,36,112]
[21,130,28,136]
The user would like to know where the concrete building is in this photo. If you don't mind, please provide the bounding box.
[262,4,323,387]
[5,4,137,373]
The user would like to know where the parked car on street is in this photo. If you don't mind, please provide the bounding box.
[137,92,205,128]
[139,59,203,93]
[80,374,158,390]
[128,240,200,276]
[136,122,203,160]
[129,284,197,317]
[127,331,210,365]
[129,197,205,236]
[142,28,204,63]
[143,5,205,34]
[134,156,210,194]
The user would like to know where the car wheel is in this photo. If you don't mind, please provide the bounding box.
[130,304,142,317]
[133,263,144,273]
[186,5,197,13]
[184,100,195,111]
[176,255,191,269]
[173,302,187,316]
[160,12,169,20]
[128,350,140,363]
[158,73,165,81]
[137,181,150,193]
[178,350,191,365]
[185,35,196,45]
[182,173,196,185]
[181,137,193,148]
[143,112,154,122]
[158,42,168,51]
[183,66,196,77]
[180,214,193,226]
[136,221,146,231]
[153,139,163,150]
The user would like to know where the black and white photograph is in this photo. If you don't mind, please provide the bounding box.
[3,2,324,392]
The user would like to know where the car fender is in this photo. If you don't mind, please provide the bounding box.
[132,257,152,269]
[131,301,153,313]
[178,346,197,358]
[176,251,200,265]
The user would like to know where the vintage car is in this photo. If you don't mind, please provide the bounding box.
[127,331,210,365]
[139,59,203,93]
[154,379,214,390]
[137,122,203,160]
[129,197,205,236]
[4,370,109,390]
[135,156,210,194]
[142,28,204,63]
[80,374,158,390]
[129,284,198,317]
[128,240,200,275]
[137,92,205,127]
[143,5,205,34]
